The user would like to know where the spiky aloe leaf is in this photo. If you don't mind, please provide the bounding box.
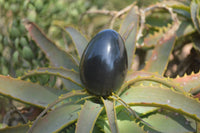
[65,26,88,59]
[143,110,196,133]
[115,108,161,133]
[28,90,87,133]
[119,5,136,38]
[0,75,58,108]
[144,28,163,47]
[120,85,200,121]
[190,85,200,95]
[166,1,191,18]
[120,6,139,70]
[23,20,79,71]
[103,120,145,133]
[190,0,200,33]
[197,122,200,132]
[118,71,184,94]
[21,67,83,90]
[75,100,103,133]
[102,98,119,133]
[0,123,30,133]
[176,21,195,38]
[30,104,81,133]
[23,20,81,91]
[143,31,176,75]
[144,6,180,75]
[174,72,200,92]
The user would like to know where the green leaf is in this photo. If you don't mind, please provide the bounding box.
[21,67,83,89]
[190,0,200,33]
[119,5,136,37]
[115,108,160,133]
[104,109,148,133]
[120,6,139,70]
[143,33,176,75]
[75,100,103,133]
[190,85,200,95]
[118,71,184,95]
[0,75,58,108]
[31,104,81,133]
[0,124,29,133]
[144,29,163,47]
[169,2,191,18]
[23,20,80,91]
[104,120,145,133]
[102,98,119,133]
[143,110,196,133]
[23,20,79,71]
[174,72,200,92]
[176,21,195,38]
[120,85,200,121]
[65,26,88,59]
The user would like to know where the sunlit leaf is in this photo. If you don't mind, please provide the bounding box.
[120,6,139,70]
[23,20,79,71]
[21,67,83,90]
[120,85,200,121]
[190,0,200,33]
[31,104,81,133]
[0,124,29,133]
[104,120,145,133]
[143,34,176,75]
[143,110,196,133]
[102,98,119,133]
[0,75,58,108]
[119,5,136,36]
[65,26,88,59]
[118,71,184,95]
[75,100,103,133]
[174,71,200,92]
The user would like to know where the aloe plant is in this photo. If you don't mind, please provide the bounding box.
[0,1,200,133]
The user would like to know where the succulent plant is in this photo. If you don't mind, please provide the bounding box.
[0,1,200,133]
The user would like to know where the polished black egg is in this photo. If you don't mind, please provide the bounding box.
[80,29,128,96]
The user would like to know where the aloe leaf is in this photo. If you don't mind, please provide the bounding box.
[104,120,145,133]
[21,67,83,89]
[144,29,163,47]
[121,6,139,70]
[190,0,200,33]
[75,100,103,133]
[0,75,58,108]
[0,124,29,133]
[176,21,195,38]
[131,106,158,116]
[118,71,184,95]
[168,2,191,18]
[174,72,200,92]
[143,110,196,133]
[23,20,80,91]
[65,26,88,59]
[102,98,119,133]
[31,104,81,133]
[197,122,200,132]
[23,20,79,71]
[119,5,137,37]
[120,85,200,121]
[190,85,200,95]
[143,33,176,75]
[115,108,161,133]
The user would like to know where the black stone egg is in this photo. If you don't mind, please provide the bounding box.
[80,29,128,97]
